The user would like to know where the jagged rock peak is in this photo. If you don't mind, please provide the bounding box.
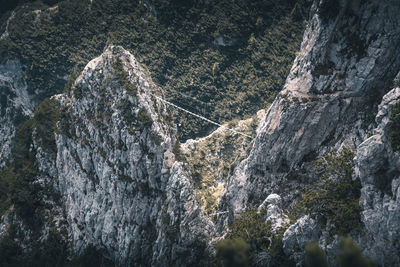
[51,46,215,265]
[69,45,166,125]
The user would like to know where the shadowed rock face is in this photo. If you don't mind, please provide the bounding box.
[0,59,33,169]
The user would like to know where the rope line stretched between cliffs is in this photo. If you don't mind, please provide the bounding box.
[149,93,253,139]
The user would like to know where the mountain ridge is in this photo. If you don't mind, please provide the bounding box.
[1,0,400,266]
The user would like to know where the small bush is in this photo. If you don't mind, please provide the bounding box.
[113,58,137,95]
[305,242,328,267]
[217,209,295,266]
[166,225,179,241]
[389,102,400,151]
[293,149,362,236]
[173,141,184,162]
[137,109,153,127]
[312,61,335,77]
[337,237,375,267]
[72,84,83,99]
[215,238,250,267]
[268,233,296,267]
[226,209,272,252]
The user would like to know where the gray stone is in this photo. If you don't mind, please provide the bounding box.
[354,82,400,266]
[219,0,400,265]
[282,215,320,266]
[258,194,289,232]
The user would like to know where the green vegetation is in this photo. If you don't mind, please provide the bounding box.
[215,209,294,266]
[292,149,362,236]
[119,99,135,126]
[337,237,376,267]
[0,224,68,267]
[0,98,61,225]
[1,0,310,140]
[166,225,179,242]
[389,101,400,151]
[303,238,375,267]
[173,140,184,162]
[304,242,328,267]
[112,57,137,95]
[72,83,82,99]
[216,238,250,267]
[184,112,263,215]
[137,108,153,128]
[0,222,114,267]
[0,0,60,17]
[226,209,272,253]
[68,245,114,267]
[120,101,153,134]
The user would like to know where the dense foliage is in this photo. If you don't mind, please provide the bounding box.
[292,149,362,236]
[0,0,60,17]
[304,242,328,267]
[389,101,400,151]
[0,223,114,267]
[0,0,310,140]
[215,209,295,267]
[215,238,250,267]
[226,209,272,254]
[337,237,375,267]
[304,237,375,267]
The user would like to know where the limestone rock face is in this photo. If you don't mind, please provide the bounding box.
[0,59,33,168]
[282,215,320,266]
[258,194,289,232]
[218,0,400,265]
[47,46,214,265]
[354,81,400,266]
[222,0,400,213]
[2,0,400,265]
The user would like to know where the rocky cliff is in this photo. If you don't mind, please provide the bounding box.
[355,78,400,265]
[53,46,216,265]
[1,0,400,266]
[219,0,400,265]
[1,46,215,266]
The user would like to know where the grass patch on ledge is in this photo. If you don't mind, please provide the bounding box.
[182,110,264,216]
[389,101,400,151]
